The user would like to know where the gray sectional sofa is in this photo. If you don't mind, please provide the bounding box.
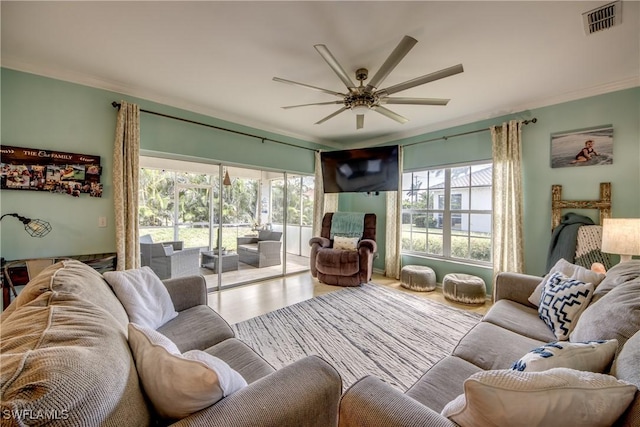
[0,260,342,426]
[339,261,640,427]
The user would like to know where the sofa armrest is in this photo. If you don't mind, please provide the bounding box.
[309,236,331,248]
[163,275,207,312]
[339,376,456,427]
[358,238,376,253]
[171,355,342,427]
[494,271,543,306]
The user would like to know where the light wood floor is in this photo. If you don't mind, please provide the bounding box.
[208,271,491,325]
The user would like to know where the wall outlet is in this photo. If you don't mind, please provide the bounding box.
[98,216,107,228]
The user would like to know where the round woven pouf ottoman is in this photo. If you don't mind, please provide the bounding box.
[442,273,486,305]
[400,265,436,292]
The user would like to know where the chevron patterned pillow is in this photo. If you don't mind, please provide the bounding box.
[538,272,595,340]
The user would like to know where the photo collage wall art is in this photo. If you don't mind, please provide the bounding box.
[0,145,103,197]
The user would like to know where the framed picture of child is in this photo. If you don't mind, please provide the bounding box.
[550,125,613,168]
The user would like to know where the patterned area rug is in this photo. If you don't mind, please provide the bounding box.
[232,283,482,390]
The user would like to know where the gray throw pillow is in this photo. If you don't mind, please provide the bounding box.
[570,277,640,349]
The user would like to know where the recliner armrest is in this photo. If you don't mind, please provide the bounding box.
[309,236,331,248]
[171,355,342,427]
[358,238,376,253]
[339,376,456,427]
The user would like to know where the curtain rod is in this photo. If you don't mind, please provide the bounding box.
[111,102,319,153]
[404,118,538,148]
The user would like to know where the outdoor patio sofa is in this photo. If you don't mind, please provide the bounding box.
[237,230,282,268]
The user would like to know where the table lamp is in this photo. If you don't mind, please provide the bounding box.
[601,218,640,263]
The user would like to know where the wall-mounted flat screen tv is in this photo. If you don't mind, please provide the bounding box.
[321,145,399,193]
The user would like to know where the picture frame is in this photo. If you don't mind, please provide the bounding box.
[550,125,613,168]
[0,145,103,197]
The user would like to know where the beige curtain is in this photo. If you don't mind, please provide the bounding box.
[113,101,140,270]
[385,146,403,279]
[491,120,525,286]
[312,151,338,236]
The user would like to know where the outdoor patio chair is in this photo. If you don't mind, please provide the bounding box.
[139,234,201,279]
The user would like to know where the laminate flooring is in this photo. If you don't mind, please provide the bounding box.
[208,272,490,325]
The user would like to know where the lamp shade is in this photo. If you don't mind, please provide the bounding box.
[601,218,640,262]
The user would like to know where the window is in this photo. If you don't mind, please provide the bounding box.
[401,162,492,264]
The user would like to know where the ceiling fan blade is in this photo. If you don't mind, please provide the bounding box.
[273,77,345,97]
[365,35,418,92]
[356,114,364,130]
[383,97,450,106]
[372,106,409,124]
[378,64,464,96]
[282,101,344,109]
[314,44,357,89]
[315,106,349,125]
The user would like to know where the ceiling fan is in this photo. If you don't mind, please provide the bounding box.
[273,35,464,130]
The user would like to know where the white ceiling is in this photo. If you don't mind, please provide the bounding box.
[2,1,638,149]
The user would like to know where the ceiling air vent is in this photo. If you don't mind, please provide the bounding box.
[583,1,622,35]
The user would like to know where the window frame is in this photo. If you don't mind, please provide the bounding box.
[401,160,493,266]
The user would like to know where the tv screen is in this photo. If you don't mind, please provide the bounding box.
[321,146,399,193]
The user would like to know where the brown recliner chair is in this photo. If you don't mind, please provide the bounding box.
[309,213,377,287]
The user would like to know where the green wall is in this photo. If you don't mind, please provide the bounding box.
[0,69,326,260]
[2,68,638,295]
[341,87,640,292]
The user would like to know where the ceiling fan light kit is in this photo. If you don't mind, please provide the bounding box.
[274,35,464,130]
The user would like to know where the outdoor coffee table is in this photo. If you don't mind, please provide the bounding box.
[201,251,239,273]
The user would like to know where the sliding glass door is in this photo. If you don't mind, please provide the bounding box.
[139,156,311,292]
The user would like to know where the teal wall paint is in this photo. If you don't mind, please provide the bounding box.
[2,68,638,292]
[1,69,325,260]
[340,87,640,294]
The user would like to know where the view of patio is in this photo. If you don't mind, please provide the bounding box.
[139,157,314,290]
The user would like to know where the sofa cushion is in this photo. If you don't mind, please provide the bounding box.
[482,300,557,342]
[570,277,640,349]
[511,339,618,373]
[538,272,594,340]
[452,322,545,371]
[104,266,178,329]
[406,356,482,413]
[1,291,150,426]
[238,243,259,254]
[204,338,276,384]
[591,260,640,303]
[441,368,637,427]
[316,249,359,276]
[157,305,235,352]
[528,258,605,307]
[128,323,247,420]
[612,330,640,426]
[7,260,130,326]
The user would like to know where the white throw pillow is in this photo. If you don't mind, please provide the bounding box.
[127,323,247,419]
[528,258,605,307]
[511,339,618,373]
[103,266,178,329]
[538,272,594,340]
[333,235,359,251]
[441,368,637,427]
